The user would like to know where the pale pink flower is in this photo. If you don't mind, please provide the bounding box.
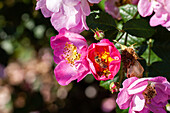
[105,0,121,20]
[116,76,170,113]
[105,0,139,20]
[87,39,121,81]
[50,30,90,85]
[138,0,170,30]
[35,0,101,33]
[35,0,52,18]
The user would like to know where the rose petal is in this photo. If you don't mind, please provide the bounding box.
[138,0,153,17]
[54,60,78,86]
[131,94,145,111]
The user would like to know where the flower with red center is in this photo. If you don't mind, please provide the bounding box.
[50,30,90,85]
[87,39,121,80]
[116,76,170,113]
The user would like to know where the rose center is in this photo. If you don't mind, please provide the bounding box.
[63,42,81,66]
[95,51,114,77]
[143,83,157,104]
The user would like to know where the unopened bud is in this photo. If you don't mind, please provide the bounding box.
[109,82,119,93]
[94,30,104,40]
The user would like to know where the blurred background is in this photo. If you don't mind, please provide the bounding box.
[0,0,118,113]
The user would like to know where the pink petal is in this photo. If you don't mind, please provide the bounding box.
[54,60,78,86]
[35,0,52,17]
[147,103,167,113]
[116,89,131,109]
[105,0,121,19]
[63,4,78,16]
[63,0,80,6]
[138,0,153,17]
[130,94,145,111]
[80,0,91,16]
[77,59,91,82]
[150,14,167,26]
[46,0,62,12]
[63,30,88,49]
[128,78,148,95]
[88,0,101,3]
[122,77,138,89]
[51,12,68,31]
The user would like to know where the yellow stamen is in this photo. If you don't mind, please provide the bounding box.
[63,42,81,66]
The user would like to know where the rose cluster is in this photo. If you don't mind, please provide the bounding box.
[35,0,170,113]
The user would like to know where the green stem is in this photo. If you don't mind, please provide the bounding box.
[114,32,125,44]
[118,33,128,89]
[124,33,128,45]
[132,11,138,19]
[148,38,152,66]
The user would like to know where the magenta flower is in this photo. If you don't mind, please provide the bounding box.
[116,76,170,113]
[138,0,170,30]
[50,30,90,85]
[87,39,121,81]
[35,0,101,33]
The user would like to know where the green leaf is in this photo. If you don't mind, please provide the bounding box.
[116,104,129,113]
[141,47,162,65]
[152,27,170,64]
[86,11,118,40]
[99,76,118,90]
[119,4,140,23]
[123,19,156,38]
[149,61,170,81]
[98,0,106,11]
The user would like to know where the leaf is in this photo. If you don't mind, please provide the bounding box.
[123,19,156,38]
[149,61,170,81]
[152,27,170,64]
[119,4,140,23]
[86,11,118,40]
[116,104,129,113]
[99,76,118,90]
[141,48,162,65]
[152,40,170,64]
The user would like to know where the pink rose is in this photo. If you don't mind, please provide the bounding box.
[87,39,121,81]
[35,0,101,33]
[50,30,90,85]
[116,76,170,113]
[138,0,170,30]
